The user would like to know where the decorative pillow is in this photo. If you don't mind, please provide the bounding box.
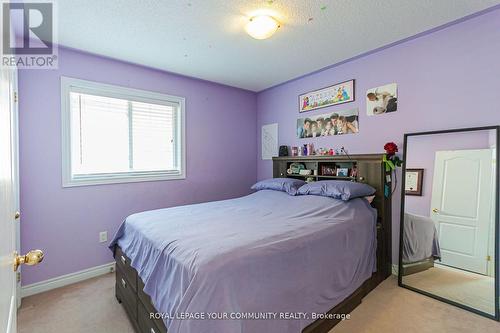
[297,180,376,201]
[251,178,306,196]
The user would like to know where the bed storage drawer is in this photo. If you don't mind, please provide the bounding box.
[116,267,138,322]
[138,300,168,333]
[115,246,137,292]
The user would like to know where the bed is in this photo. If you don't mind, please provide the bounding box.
[401,213,441,276]
[110,154,392,333]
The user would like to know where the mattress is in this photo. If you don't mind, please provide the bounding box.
[109,190,377,333]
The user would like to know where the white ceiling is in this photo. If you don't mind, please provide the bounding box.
[53,0,499,91]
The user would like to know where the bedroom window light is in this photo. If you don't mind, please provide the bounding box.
[61,77,185,187]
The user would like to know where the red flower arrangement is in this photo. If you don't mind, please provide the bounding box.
[383,142,403,171]
[384,142,398,156]
[382,142,403,197]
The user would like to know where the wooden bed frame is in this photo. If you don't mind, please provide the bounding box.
[114,154,392,333]
[401,257,435,276]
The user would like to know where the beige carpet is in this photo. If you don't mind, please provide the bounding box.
[402,265,495,315]
[18,273,500,333]
[18,273,134,333]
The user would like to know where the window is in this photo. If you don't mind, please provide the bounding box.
[61,77,185,187]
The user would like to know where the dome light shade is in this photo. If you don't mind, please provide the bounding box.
[245,15,280,40]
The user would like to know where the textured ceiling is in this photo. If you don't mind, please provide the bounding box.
[52,0,499,91]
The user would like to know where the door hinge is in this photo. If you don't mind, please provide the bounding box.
[487,255,491,261]
[14,91,18,103]
[16,272,21,283]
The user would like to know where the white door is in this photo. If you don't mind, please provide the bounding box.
[0,61,17,333]
[430,149,494,274]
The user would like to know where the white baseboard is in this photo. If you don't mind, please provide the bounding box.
[21,262,115,298]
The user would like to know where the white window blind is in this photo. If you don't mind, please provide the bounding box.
[61,77,185,187]
[131,100,176,172]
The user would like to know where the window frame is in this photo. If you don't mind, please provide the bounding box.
[61,76,186,187]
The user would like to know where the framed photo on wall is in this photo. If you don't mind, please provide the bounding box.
[299,79,354,113]
[366,83,398,116]
[296,108,359,138]
[405,169,424,196]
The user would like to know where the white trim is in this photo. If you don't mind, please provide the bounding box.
[487,148,496,277]
[7,66,21,309]
[21,262,115,298]
[60,76,186,187]
[7,295,15,333]
[65,170,186,187]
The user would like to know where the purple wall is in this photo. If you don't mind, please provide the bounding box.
[18,7,500,284]
[405,130,493,216]
[19,47,257,285]
[256,9,500,263]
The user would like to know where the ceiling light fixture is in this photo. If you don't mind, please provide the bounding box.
[245,15,280,40]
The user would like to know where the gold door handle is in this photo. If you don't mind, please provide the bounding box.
[432,208,438,213]
[14,211,20,219]
[14,249,44,272]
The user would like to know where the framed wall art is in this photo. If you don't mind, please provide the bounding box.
[366,83,398,116]
[296,108,359,138]
[299,79,354,113]
[261,123,278,160]
[405,168,424,196]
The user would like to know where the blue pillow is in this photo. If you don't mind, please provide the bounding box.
[297,180,376,201]
[251,178,306,196]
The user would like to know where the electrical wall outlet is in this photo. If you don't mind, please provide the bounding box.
[99,231,108,243]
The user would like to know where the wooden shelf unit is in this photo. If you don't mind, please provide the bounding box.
[286,174,356,181]
[277,155,361,181]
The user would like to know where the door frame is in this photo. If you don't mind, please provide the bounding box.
[8,68,20,308]
[398,126,500,321]
[489,147,496,277]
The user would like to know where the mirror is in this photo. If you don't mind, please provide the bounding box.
[399,126,499,319]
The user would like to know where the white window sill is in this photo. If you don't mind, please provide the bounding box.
[62,171,186,187]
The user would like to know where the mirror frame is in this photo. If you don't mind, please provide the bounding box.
[398,125,500,321]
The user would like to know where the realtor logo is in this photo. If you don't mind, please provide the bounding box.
[1,1,58,68]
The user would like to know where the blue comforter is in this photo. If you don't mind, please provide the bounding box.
[110,190,377,333]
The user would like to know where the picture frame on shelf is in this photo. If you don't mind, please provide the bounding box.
[321,165,336,176]
[336,168,349,177]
